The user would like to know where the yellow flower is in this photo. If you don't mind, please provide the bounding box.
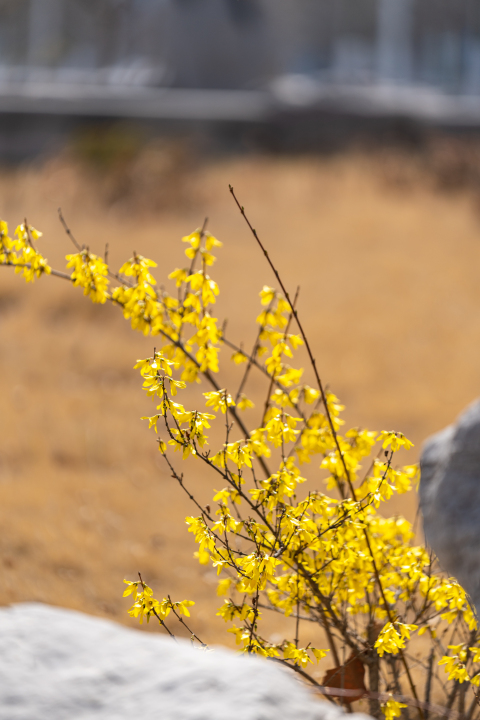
[231,350,248,364]
[237,394,254,411]
[204,389,235,413]
[168,268,189,287]
[260,286,276,305]
[66,251,109,303]
[380,431,414,452]
[439,654,470,683]
[303,386,320,404]
[374,622,418,657]
[381,697,408,720]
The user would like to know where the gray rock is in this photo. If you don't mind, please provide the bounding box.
[0,603,371,720]
[420,398,480,610]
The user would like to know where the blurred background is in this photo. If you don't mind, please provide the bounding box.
[2,0,480,677]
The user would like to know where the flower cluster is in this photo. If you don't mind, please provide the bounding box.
[3,213,479,719]
[66,250,109,303]
[123,579,194,627]
[0,220,51,282]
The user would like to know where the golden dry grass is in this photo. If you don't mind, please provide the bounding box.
[1,146,480,660]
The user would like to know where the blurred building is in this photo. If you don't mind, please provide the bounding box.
[2,0,480,152]
[1,0,480,92]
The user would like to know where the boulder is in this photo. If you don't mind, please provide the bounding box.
[420,398,480,610]
[0,603,372,720]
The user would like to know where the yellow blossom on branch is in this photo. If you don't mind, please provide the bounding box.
[381,697,408,720]
[3,214,477,716]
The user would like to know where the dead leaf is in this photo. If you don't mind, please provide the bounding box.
[322,654,366,704]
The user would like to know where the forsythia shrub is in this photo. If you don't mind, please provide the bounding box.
[1,198,479,720]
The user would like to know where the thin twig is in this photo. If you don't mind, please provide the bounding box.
[229,184,350,500]
[167,594,208,647]
[58,208,82,251]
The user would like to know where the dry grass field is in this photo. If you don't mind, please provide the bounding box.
[1,140,480,665]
